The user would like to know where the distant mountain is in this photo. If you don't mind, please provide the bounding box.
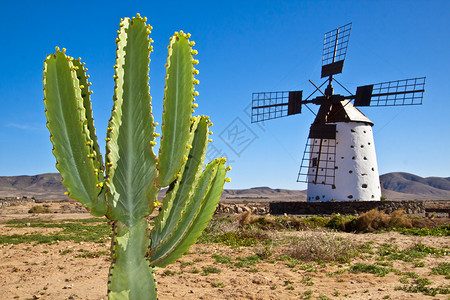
[0,172,449,201]
[380,172,450,200]
[0,173,68,199]
[222,187,307,202]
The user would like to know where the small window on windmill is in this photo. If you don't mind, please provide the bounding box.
[312,157,318,167]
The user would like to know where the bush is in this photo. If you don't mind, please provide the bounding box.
[28,205,52,214]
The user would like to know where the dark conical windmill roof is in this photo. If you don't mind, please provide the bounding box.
[327,100,373,125]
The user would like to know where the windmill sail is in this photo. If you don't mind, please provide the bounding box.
[353,77,425,107]
[321,23,352,78]
[251,90,302,123]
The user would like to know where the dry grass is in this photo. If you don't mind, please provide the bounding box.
[287,230,358,263]
[345,209,446,233]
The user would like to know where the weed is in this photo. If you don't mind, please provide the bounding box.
[60,249,73,255]
[254,244,273,259]
[162,270,176,276]
[402,271,419,279]
[283,279,293,285]
[0,219,109,245]
[317,295,330,300]
[377,243,447,263]
[245,268,259,273]
[300,290,313,299]
[201,266,221,276]
[285,285,294,290]
[234,255,261,268]
[211,254,232,264]
[349,263,392,277]
[74,249,108,258]
[431,262,450,278]
[211,282,224,288]
[399,277,409,284]
[190,269,200,274]
[413,261,425,268]
[392,224,449,236]
[301,275,314,286]
[399,277,450,296]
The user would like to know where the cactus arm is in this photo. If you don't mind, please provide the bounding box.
[105,16,159,226]
[108,219,157,299]
[157,32,197,187]
[149,158,227,267]
[43,50,107,216]
[151,116,209,245]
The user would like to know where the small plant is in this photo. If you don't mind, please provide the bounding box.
[300,290,313,300]
[211,282,225,288]
[28,205,52,214]
[349,263,392,277]
[212,254,232,264]
[285,285,294,290]
[234,255,261,268]
[431,262,450,278]
[201,266,221,276]
[43,14,229,299]
[162,270,176,276]
[59,249,73,255]
[301,275,314,286]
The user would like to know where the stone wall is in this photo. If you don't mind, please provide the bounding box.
[0,196,36,209]
[269,200,426,216]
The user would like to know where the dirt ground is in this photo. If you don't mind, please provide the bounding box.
[0,202,448,300]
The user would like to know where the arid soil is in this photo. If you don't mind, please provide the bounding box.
[0,202,448,300]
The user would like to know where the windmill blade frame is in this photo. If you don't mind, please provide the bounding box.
[251,90,302,123]
[353,77,426,107]
[321,23,352,78]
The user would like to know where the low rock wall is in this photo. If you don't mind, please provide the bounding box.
[269,200,426,216]
[0,197,36,209]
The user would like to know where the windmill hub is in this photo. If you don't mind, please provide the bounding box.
[251,23,425,202]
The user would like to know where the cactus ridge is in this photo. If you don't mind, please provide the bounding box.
[71,58,104,178]
[43,14,228,299]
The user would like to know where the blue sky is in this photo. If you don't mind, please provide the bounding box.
[0,0,449,190]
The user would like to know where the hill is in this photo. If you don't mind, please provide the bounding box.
[0,172,449,201]
[380,172,450,200]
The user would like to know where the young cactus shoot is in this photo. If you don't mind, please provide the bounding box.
[43,14,230,299]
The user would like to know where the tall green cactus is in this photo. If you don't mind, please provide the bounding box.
[43,14,230,299]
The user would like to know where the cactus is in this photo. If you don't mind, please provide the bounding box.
[43,14,229,299]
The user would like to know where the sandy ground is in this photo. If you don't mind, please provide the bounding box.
[0,202,448,300]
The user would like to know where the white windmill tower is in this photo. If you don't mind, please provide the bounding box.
[251,23,425,202]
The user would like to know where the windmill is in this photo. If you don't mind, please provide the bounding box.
[251,23,425,202]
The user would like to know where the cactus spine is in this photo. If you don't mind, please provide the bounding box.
[43,14,228,299]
